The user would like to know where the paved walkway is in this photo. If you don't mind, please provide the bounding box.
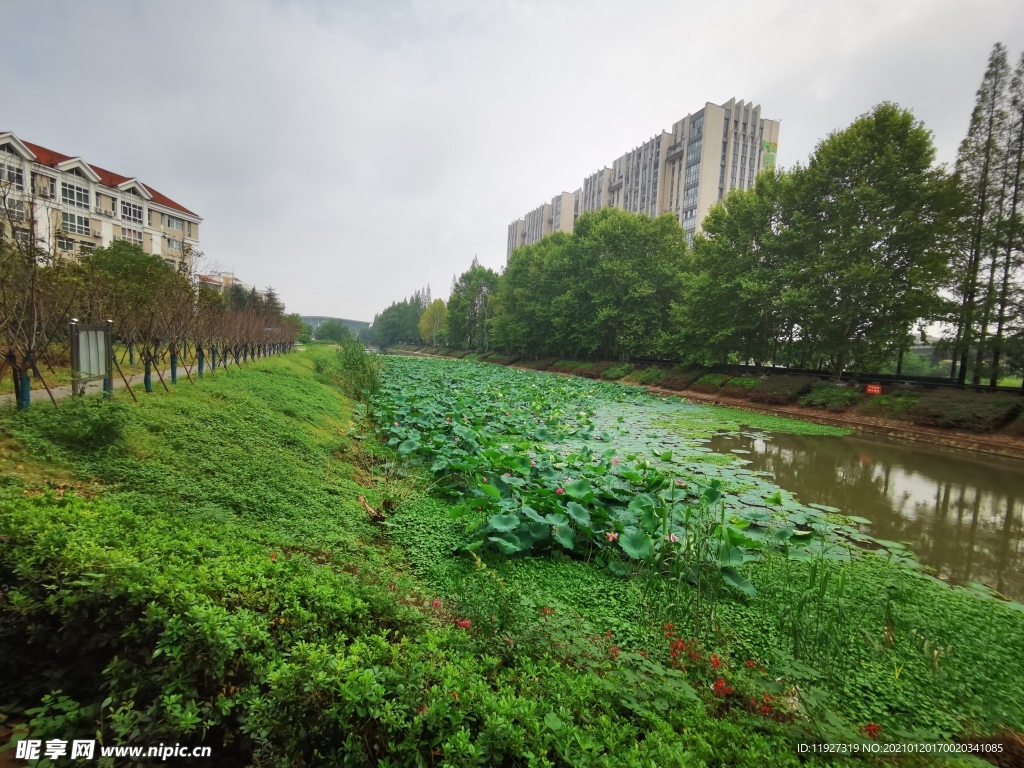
[0,365,189,408]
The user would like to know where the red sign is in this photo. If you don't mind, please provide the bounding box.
[865,384,882,395]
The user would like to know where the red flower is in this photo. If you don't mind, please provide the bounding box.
[744,659,756,668]
[455,619,471,629]
[540,606,555,617]
[712,678,733,697]
[431,598,441,610]
[711,654,721,670]
[760,704,773,716]
[555,487,565,495]
[638,650,648,659]
[860,722,882,740]
[609,645,621,660]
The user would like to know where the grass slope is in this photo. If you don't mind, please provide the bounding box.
[1,351,838,768]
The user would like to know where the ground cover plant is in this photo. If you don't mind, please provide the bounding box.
[689,373,733,394]
[3,351,1022,766]
[908,388,1024,431]
[601,363,634,380]
[1,350,843,768]
[373,356,1024,755]
[749,375,818,404]
[799,382,865,412]
[719,376,761,398]
[658,366,709,391]
[856,390,923,420]
[625,366,667,385]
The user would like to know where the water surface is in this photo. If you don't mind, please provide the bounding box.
[707,432,1024,600]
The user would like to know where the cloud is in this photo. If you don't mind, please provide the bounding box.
[4,0,1022,320]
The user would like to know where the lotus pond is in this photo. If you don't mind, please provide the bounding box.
[375,355,1024,748]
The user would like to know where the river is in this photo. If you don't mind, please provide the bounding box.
[707,431,1024,600]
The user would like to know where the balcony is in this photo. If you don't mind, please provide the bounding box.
[667,142,684,159]
[608,177,624,192]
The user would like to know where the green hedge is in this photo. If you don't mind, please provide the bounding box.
[799,382,864,412]
[601,363,635,381]
[658,368,708,391]
[629,367,667,385]
[857,390,922,420]
[689,373,733,394]
[908,389,1024,432]
[719,377,762,398]
[748,375,817,404]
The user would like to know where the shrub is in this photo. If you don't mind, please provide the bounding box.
[315,342,383,401]
[720,377,761,399]
[659,367,707,391]
[549,360,597,377]
[689,373,733,394]
[908,389,1024,432]
[631,367,666,385]
[857,390,922,420]
[519,357,558,370]
[601,363,635,381]
[748,375,817,404]
[798,382,863,412]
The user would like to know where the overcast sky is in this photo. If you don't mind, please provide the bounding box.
[5,1,1023,321]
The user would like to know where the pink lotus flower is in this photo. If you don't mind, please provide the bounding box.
[605,532,619,542]
[393,421,399,427]
[445,417,452,422]
[675,479,685,486]
[530,460,537,467]
[482,477,488,482]
[667,533,679,543]
[611,457,620,466]
[555,488,565,495]
[503,472,511,477]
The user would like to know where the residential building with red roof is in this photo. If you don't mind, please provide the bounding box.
[0,131,201,270]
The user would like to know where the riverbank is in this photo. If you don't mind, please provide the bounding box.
[389,349,1024,460]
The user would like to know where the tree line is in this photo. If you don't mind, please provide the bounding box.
[370,44,1024,385]
[0,234,301,409]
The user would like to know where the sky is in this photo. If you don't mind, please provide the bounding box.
[5,0,1024,322]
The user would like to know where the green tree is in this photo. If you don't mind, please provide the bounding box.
[781,102,953,378]
[446,260,499,349]
[418,299,447,345]
[316,319,354,344]
[667,172,788,367]
[951,43,1011,384]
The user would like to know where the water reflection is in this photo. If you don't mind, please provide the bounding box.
[707,432,1024,600]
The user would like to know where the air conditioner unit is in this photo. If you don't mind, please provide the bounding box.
[92,230,101,238]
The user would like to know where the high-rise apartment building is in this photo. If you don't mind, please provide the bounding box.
[0,131,201,270]
[507,98,780,261]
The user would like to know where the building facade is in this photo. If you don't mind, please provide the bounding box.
[506,98,780,261]
[0,131,201,270]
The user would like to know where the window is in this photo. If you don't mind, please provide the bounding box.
[62,212,91,235]
[686,139,703,163]
[164,258,177,268]
[121,200,143,224]
[121,227,143,245]
[62,182,90,209]
[4,198,24,220]
[147,209,152,225]
[187,221,192,237]
[79,242,94,252]
[1,161,24,191]
[167,238,182,251]
[57,236,76,251]
[683,187,698,208]
[684,162,701,185]
[167,215,183,231]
